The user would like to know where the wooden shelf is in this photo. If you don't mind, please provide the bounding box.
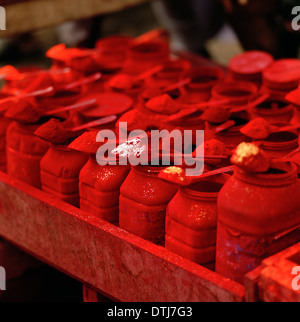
[1,0,150,36]
[0,171,245,302]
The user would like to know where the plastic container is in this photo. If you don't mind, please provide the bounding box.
[211,81,258,107]
[147,59,191,90]
[251,99,294,124]
[119,166,178,246]
[122,41,169,76]
[166,178,227,269]
[6,122,50,188]
[95,35,133,72]
[216,163,300,284]
[229,51,274,85]
[79,156,131,225]
[40,145,89,207]
[182,67,225,104]
[258,131,299,159]
[213,116,251,149]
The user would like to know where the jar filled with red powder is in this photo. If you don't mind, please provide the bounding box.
[166,177,228,270]
[216,162,300,284]
[211,81,258,107]
[95,35,133,73]
[181,67,225,104]
[119,165,178,246]
[251,99,294,124]
[6,122,50,188]
[147,59,191,90]
[228,51,274,86]
[122,41,169,76]
[214,116,251,149]
[258,131,299,159]
[262,59,300,100]
[69,131,131,225]
[40,144,89,207]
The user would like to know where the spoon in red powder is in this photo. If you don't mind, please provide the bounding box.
[241,118,300,140]
[158,165,235,186]
[109,65,163,90]
[5,98,97,124]
[35,115,117,144]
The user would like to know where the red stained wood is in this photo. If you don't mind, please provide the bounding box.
[0,172,244,302]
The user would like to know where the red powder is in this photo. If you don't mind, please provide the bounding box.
[109,74,135,90]
[69,130,102,155]
[231,142,271,173]
[240,118,272,140]
[195,139,230,166]
[201,106,230,124]
[145,94,182,115]
[35,119,71,144]
[5,99,41,124]
[141,86,162,101]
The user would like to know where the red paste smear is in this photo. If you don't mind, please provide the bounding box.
[231,142,271,173]
[35,119,71,144]
[201,106,230,124]
[240,118,272,140]
[5,99,41,124]
[145,94,182,115]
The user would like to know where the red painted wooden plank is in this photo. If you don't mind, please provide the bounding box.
[0,172,244,302]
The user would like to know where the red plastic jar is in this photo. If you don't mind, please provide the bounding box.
[166,178,227,269]
[251,99,294,124]
[216,163,300,284]
[95,35,133,72]
[229,51,274,85]
[40,145,89,207]
[262,59,300,101]
[147,59,191,89]
[0,93,14,172]
[213,116,251,149]
[80,156,131,225]
[122,41,169,76]
[6,122,50,188]
[211,81,258,107]
[182,67,225,104]
[119,166,178,245]
[258,131,299,159]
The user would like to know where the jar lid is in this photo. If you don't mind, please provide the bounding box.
[229,51,274,75]
[80,93,133,118]
[263,59,300,90]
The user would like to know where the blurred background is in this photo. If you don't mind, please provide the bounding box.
[0,0,299,69]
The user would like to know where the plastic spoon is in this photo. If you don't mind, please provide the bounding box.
[71,115,118,132]
[0,86,54,107]
[229,93,271,113]
[158,165,235,186]
[63,73,102,91]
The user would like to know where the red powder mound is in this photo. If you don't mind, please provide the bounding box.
[35,119,72,144]
[201,106,230,124]
[231,142,271,173]
[5,99,42,124]
[204,139,230,157]
[109,74,135,90]
[69,130,103,154]
[145,94,182,115]
[195,139,231,167]
[240,118,272,140]
[141,86,162,101]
